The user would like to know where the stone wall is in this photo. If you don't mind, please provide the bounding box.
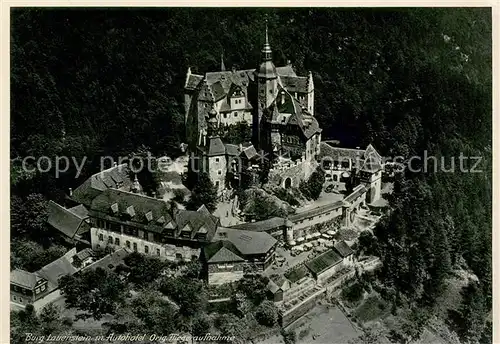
[267,159,318,189]
[208,270,245,285]
[281,287,326,328]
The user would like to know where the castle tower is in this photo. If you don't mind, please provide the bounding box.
[307,71,314,115]
[221,51,226,71]
[254,21,277,149]
[206,107,226,195]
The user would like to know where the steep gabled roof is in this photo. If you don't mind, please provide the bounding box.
[47,201,87,239]
[240,145,259,160]
[224,144,240,157]
[197,205,219,227]
[82,248,129,273]
[175,208,218,240]
[280,75,308,93]
[207,136,226,156]
[90,189,173,232]
[10,269,44,289]
[72,164,132,206]
[360,144,383,172]
[275,90,321,139]
[185,74,204,91]
[211,81,226,101]
[229,217,286,232]
[212,227,277,256]
[68,204,89,219]
[204,241,245,263]
[36,248,78,287]
[318,142,365,162]
[276,65,297,77]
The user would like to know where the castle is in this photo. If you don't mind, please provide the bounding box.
[184,24,322,194]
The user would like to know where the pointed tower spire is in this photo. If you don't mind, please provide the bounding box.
[221,49,226,71]
[265,20,269,45]
[261,19,272,61]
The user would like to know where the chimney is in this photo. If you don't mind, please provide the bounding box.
[152,191,156,198]
[356,147,360,150]
[287,60,291,66]
[69,188,73,196]
[239,143,243,152]
[281,91,285,105]
[232,66,236,73]
[113,162,117,167]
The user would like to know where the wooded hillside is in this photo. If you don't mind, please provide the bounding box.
[11,8,491,342]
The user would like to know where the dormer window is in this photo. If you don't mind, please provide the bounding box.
[145,211,153,222]
[156,216,165,224]
[111,203,119,214]
[126,205,135,217]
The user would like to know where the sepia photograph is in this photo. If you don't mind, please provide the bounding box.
[9,7,492,344]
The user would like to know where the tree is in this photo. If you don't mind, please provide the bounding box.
[72,255,82,269]
[124,252,166,286]
[187,172,218,212]
[348,328,382,344]
[221,122,252,144]
[255,300,279,327]
[245,192,287,222]
[131,290,178,335]
[341,282,364,304]
[59,267,128,320]
[299,166,325,200]
[455,282,486,343]
[236,274,270,306]
[11,193,49,239]
[182,260,202,279]
[281,329,297,344]
[11,240,67,272]
[39,304,62,335]
[160,276,207,316]
[215,313,248,343]
[191,313,211,337]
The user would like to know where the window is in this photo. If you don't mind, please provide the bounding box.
[98,234,103,241]
[133,243,138,252]
[108,236,113,244]
[35,288,40,294]
[145,245,149,254]
[234,112,238,117]
[218,170,222,175]
[115,238,120,245]
[126,241,131,249]
[215,181,220,189]
[223,113,227,119]
[175,253,183,261]
[156,248,161,256]
[191,255,198,261]
[215,158,219,162]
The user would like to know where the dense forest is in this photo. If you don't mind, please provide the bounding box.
[11,7,491,343]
